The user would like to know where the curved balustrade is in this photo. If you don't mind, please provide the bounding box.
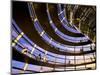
[58,4,83,32]
[28,3,93,52]
[12,19,95,66]
[12,18,95,55]
[47,4,85,37]
[13,42,95,67]
[12,60,35,74]
[13,49,96,69]
[31,3,86,43]
[35,11,87,49]
[12,24,95,65]
[12,1,95,54]
[12,2,96,73]
[57,4,91,42]
[46,4,89,42]
[57,4,80,33]
[57,4,80,32]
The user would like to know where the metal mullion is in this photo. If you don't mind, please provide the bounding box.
[40,51,47,72]
[20,61,28,73]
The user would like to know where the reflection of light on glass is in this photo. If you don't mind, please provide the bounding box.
[86,63,95,69]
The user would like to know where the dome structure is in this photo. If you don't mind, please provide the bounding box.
[11,1,96,74]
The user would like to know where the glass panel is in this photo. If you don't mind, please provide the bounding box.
[76,65,85,70]
[12,60,25,69]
